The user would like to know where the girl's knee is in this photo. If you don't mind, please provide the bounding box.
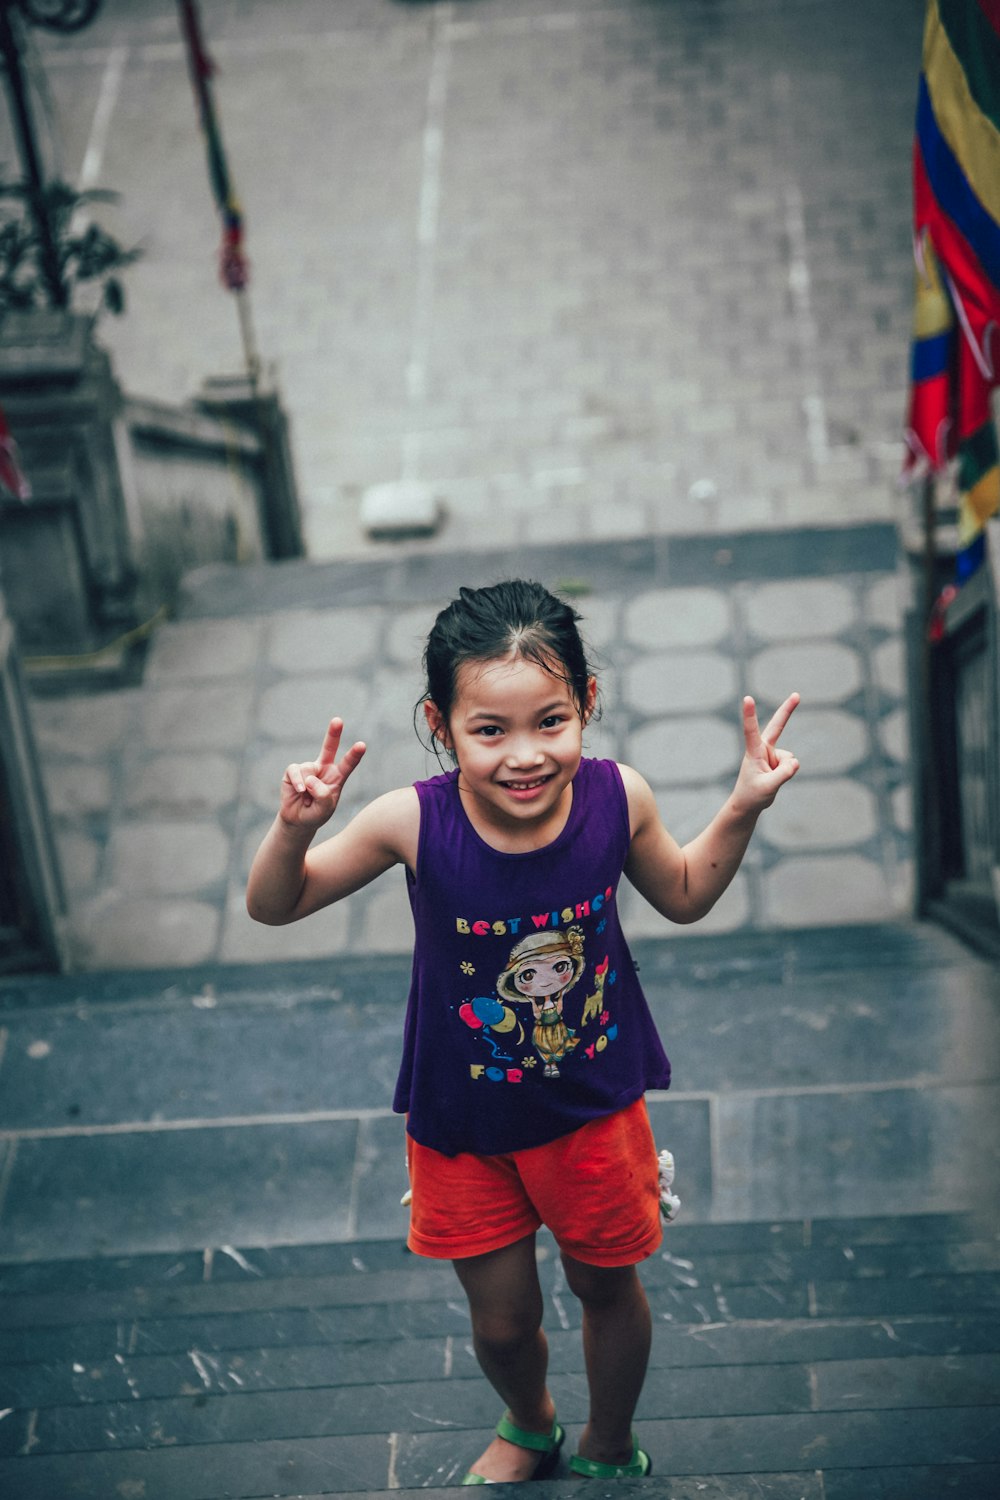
[453,1235,544,1346]
[560,1255,642,1309]
[470,1303,543,1353]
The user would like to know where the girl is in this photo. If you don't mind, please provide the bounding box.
[247,579,799,1484]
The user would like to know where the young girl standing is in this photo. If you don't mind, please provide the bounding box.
[247,579,799,1484]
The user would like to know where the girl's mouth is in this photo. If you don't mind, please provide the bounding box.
[500,775,552,796]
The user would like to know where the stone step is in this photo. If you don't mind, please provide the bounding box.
[5,1313,999,1411]
[173,527,902,622]
[0,1209,989,1297]
[0,920,980,1016]
[3,920,996,1264]
[4,1234,1000,1338]
[1,1215,998,1497]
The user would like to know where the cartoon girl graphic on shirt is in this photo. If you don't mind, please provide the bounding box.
[496,927,587,1078]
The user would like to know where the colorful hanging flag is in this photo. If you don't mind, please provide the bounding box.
[0,405,30,502]
[903,0,1000,582]
[177,0,249,293]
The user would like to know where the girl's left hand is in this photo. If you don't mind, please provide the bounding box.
[733,693,800,813]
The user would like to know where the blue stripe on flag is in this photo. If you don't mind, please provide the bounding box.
[956,529,986,581]
[916,74,1000,290]
[911,331,952,381]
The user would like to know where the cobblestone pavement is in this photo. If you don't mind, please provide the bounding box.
[27,531,912,970]
[15,0,924,557]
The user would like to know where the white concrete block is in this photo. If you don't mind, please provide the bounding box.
[359,481,444,538]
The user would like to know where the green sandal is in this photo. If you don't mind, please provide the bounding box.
[461,1414,565,1485]
[569,1434,652,1478]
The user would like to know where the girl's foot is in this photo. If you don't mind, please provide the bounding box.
[463,1411,563,1484]
[569,1429,652,1478]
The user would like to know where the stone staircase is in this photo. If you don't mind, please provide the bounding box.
[1,921,998,1497]
[1,1211,998,1498]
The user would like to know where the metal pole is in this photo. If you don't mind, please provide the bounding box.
[0,0,66,307]
[234,283,261,394]
[918,471,942,905]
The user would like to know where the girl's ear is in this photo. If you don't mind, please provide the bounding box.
[582,676,598,724]
[424,699,452,750]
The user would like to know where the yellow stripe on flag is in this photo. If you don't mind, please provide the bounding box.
[913,230,954,340]
[958,464,1000,545]
[924,0,1000,232]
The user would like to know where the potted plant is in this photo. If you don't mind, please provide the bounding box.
[0,176,140,319]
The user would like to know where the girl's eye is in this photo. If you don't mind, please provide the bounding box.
[540,715,565,729]
[519,969,535,983]
[475,725,503,737]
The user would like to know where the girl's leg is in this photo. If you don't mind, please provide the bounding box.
[452,1232,558,1482]
[560,1253,652,1465]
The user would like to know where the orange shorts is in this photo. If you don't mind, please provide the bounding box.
[405,1097,662,1267]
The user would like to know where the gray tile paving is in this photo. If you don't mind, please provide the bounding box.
[69,895,222,969]
[141,682,255,751]
[748,641,864,704]
[624,589,733,650]
[780,707,868,775]
[624,651,738,715]
[629,715,744,790]
[744,579,857,641]
[122,753,237,817]
[8,0,925,559]
[759,778,880,851]
[760,853,905,929]
[107,820,231,896]
[144,619,264,682]
[23,529,915,969]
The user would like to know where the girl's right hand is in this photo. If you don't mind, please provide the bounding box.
[279,718,367,830]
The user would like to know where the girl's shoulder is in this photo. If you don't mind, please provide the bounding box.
[609,760,658,840]
[413,767,459,797]
[346,783,421,867]
[579,755,647,800]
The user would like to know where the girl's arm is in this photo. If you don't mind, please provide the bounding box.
[622,693,799,924]
[246,717,420,925]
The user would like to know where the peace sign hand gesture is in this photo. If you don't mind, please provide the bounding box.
[732,693,800,815]
[279,718,367,831]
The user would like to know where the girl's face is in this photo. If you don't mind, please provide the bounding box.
[424,652,596,845]
[513,953,575,998]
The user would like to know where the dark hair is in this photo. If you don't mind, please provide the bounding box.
[418,580,597,753]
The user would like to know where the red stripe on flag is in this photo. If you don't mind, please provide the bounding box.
[906,371,955,470]
[914,143,1000,321]
[975,0,1000,40]
[912,143,998,457]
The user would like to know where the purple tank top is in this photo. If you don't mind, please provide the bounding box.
[393,757,672,1156]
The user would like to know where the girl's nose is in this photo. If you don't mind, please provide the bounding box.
[505,736,544,767]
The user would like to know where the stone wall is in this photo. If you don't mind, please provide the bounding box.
[0,313,301,659]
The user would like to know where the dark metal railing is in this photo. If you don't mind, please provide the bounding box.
[0,584,68,972]
[911,517,1000,953]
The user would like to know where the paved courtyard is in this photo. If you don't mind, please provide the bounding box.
[5,0,930,970]
[14,0,925,556]
[27,530,912,970]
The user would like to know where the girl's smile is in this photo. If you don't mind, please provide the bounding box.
[425,653,596,848]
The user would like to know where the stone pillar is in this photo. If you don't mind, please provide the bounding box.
[0,310,140,654]
[0,579,68,972]
[197,373,304,559]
